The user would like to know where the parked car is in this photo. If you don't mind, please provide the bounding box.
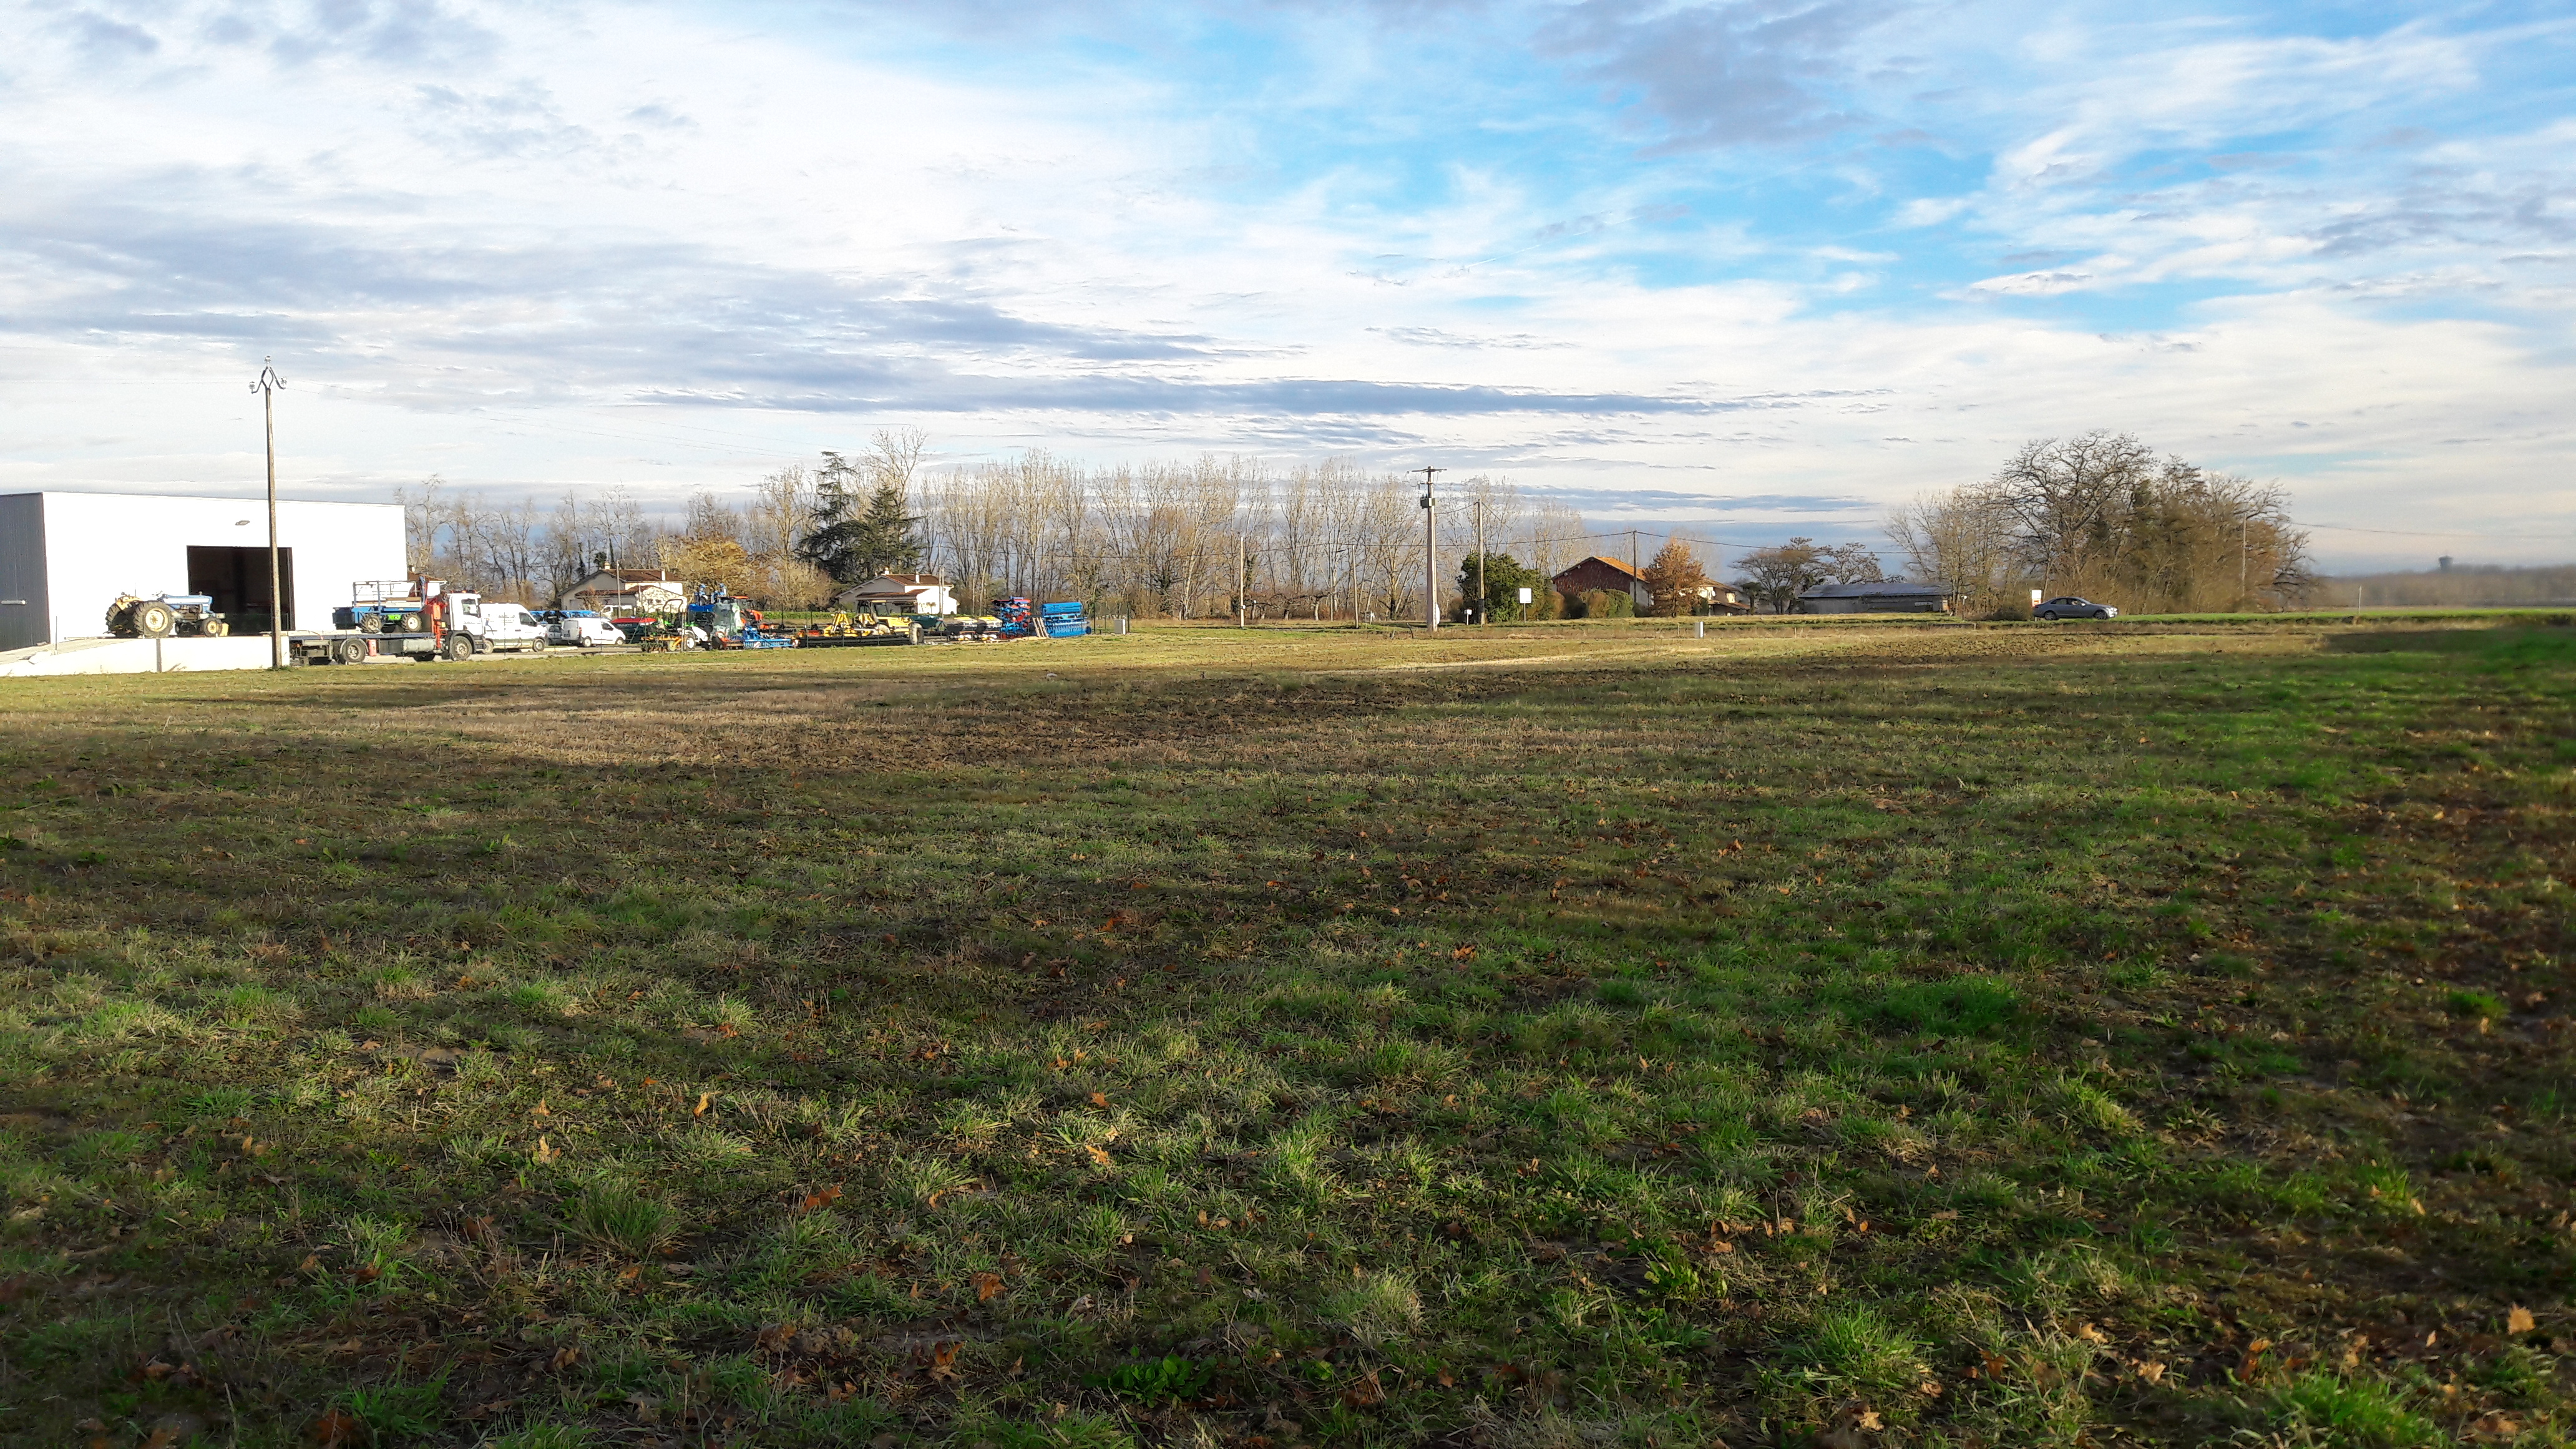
[547,613,625,647]
[2035,596,2118,620]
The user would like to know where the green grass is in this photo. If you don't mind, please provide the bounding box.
[1,618,2571,1447]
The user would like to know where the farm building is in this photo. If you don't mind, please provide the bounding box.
[0,490,403,651]
[1800,580,1961,614]
[1551,555,1651,610]
[837,572,958,615]
[560,568,689,614]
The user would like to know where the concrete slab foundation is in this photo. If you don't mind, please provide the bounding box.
[0,636,296,678]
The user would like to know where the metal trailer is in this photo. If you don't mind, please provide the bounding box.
[288,628,479,666]
[793,627,920,648]
[340,579,434,633]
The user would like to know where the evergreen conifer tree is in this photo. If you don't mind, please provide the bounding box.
[799,450,924,582]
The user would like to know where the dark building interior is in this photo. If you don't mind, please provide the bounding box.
[187,545,295,630]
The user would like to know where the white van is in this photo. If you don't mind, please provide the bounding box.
[456,600,551,654]
[548,615,625,648]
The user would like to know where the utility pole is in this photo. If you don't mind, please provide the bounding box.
[1414,466,1443,630]
[1629,528,1640,614]
[1238,533,1248,628]
[250,358,287,669]
[1472,497,1485,625]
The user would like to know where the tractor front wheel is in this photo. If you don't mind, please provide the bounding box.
[199,618,229,637]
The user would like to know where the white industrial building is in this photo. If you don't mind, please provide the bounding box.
[0,490,405,653]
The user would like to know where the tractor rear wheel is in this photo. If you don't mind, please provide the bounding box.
[397,612,425,632]
[359,614,384,633]
[133,601,176,638]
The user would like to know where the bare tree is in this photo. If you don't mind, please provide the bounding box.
[1897,437,2313,615]
[1989,432,2156,590]
[394,476,444,577]
[1525,498,1588,590]
[1887,484,2017,613]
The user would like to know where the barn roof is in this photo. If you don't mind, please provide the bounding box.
[1555,555,1643,580]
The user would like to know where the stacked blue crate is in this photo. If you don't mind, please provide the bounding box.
[1041,600,1089,638]
[995,597,1037,638]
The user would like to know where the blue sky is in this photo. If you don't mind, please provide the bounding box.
[2,0,2571,566]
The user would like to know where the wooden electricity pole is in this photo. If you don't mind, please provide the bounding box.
[250,358,288,669]
[1238,533,1248,628]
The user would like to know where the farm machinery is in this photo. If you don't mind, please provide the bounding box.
[686,590,800,650]
[339,580,434,633]
[794,606,923,647]
[104,593,229,638]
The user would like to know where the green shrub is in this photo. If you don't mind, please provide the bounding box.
[1574,588,1634,619]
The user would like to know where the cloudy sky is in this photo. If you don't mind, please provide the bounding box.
[3,0,2570,567]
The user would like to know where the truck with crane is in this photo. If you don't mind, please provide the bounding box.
[292,580,551,665]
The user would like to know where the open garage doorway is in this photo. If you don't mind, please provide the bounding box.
[187,546,295,632]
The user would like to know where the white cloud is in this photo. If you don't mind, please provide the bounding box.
[1894,196,1968,227]
[0,0,2567,567]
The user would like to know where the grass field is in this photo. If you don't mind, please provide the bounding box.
[2,619,2571,1449]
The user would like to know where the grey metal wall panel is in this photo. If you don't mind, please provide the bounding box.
[0,494,48,651]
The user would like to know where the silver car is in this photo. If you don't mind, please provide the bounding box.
[2035,595,2118,620]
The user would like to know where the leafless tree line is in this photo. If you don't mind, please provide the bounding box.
[398,467,844,608]
[1886,432,2314,615]
[915,455,1588,618]
[2318,562,2576,608]
[395,476,656,605]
